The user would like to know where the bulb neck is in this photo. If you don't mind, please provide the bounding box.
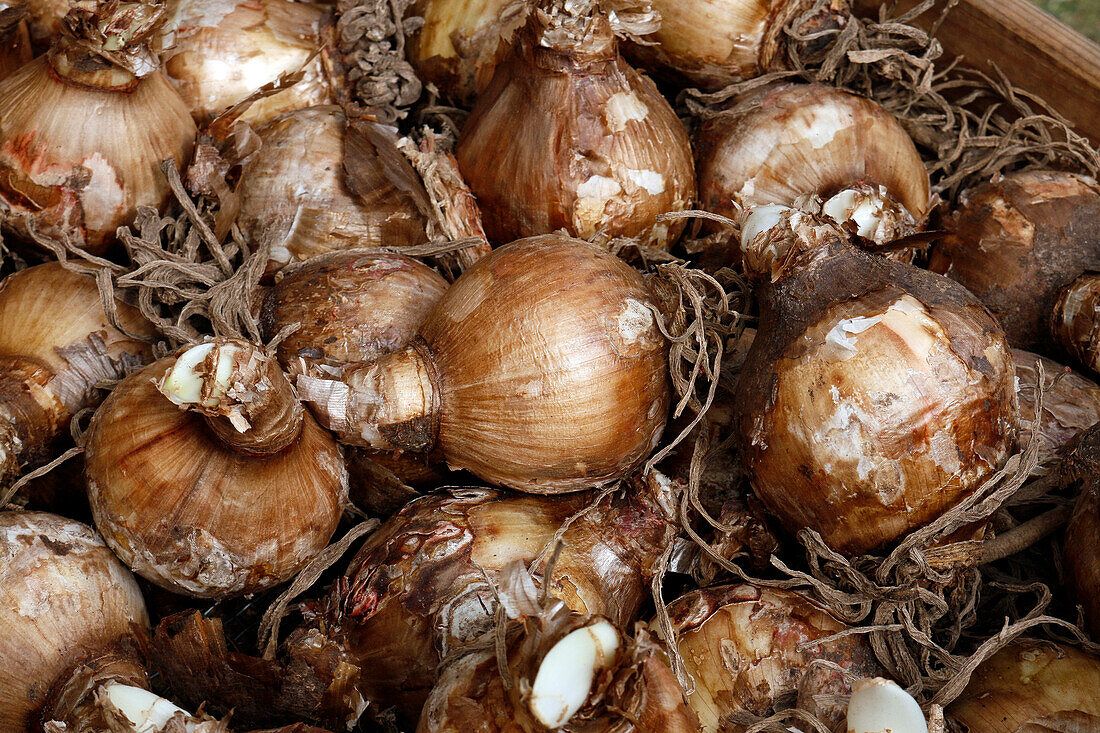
[157,339,305,456]
[526,2,617,68]
[44,653,149,732]
[297,343,440,453]
[47,42,140,91]
[740,206,843,281]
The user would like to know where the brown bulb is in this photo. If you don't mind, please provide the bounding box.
[261,250,451,506]
[456,1,695,250]
[0,511,149,732]
[1012,349,1100,472]
[237,107,430,273]
[285,474,679,728]
[1065,484,1100,636]
[297,234,670,493]
[624,0,848,90]
[930,170,1100,351]
[664,584,882,733]
[1052,272,1100,373]
[419,604,697,733]
[85,338,348,598]
[162,0,333,127]
[0,2,197,255]
[261,250,449,375]
[947,641,1100,731]
[0,263,156,487]
[733,207,1017,554]
[696,83,930,241]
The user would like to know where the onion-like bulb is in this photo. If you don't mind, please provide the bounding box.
[261,250,449,375]
[456,0,695,250]
[947,641,1100,731]
[624,0,849,89]
[407,0,526,104]
[0,1,197,255]
[236,107,429,273]
[85,337,348,598]
[733,206,1017,554]
[419,606,697,732]
[1065,484,1100,636]
[0,7,31,81]
[162,0,333,127]
[260,250,450,508]
[285,474,679,728]
[1012,349,1100,473]
[0,511,149,732]
[664,584,882,732]
[929,170,1100,351]
[696,83,930,247]
[0,262,156,487]
[297,234,670,493]
[1052,273,1100,373]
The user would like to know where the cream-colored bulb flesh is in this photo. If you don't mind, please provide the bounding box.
[159,342,215,406]
[529,620,620,729]
[824,188,886,239]
[846,678,928,733]
[102,684,197,733]
[740,204,792,250]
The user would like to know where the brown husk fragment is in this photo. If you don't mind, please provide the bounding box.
[1064,482,1100,637]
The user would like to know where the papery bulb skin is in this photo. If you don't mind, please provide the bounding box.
[20,0,67,46]
[418,606,697,733]
[624,0,848,90]
[930,171,1100,351]
[1052,273,1100,374]
[456,4,695,250]
[286,476,679,728]
[1012,349,1100,473]
[696,83,930,234]
[0,2,198,255]
[0,511,149,733]
[261,250,451,504]
[162,0,332,127]
[84,339,348,599]
[1065,485,1100,636]
[0,263,155,486]
[261,251,449,375]
[947,641,1100,731]
[236,107,429,273]
[734,211,1017,555]
[664,584,881,733]
[408,0,526,104]
[298,235,671,493]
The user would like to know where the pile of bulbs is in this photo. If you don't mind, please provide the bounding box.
[1,0,1099,731]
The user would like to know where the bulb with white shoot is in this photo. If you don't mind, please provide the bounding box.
[101,683,199,733]
[529,620,621,729]
[740,204,793,251]
[160,341,239,413]
[822,185,917,246]
[846,677,928,733]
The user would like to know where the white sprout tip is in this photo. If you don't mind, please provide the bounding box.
[823,188,888,240]
[160,342,238,408]
[529,620,621,729]
[846,677,928,733]
[102,683,196,733]
[740,204,794,251]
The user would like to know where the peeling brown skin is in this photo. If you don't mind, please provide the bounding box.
[1052,273,1100,374]
[457,11,695,249]
[287,479,678,728]
[930,170,1100,352]
[734,236,1017,555]
[664,584,880,733]
[419,611,697,733]
[1065,484,1100,637]
[947,641,1100,731]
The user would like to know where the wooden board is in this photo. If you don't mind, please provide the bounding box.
[853,0,1100,145]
